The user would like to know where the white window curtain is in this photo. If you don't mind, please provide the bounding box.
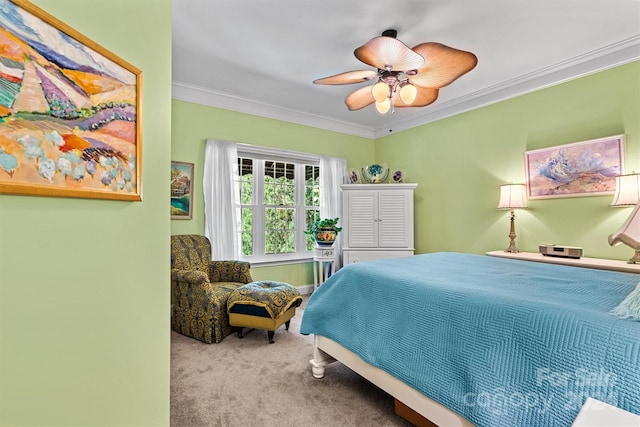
[320,155,347,270]
[203,139,241,260]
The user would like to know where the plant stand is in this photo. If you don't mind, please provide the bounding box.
[313,244,336,291]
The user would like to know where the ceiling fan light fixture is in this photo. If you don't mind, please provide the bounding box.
[375,98,391,114]
[314,30,476,113]
[399,82,417,105]
[372,80,389,103]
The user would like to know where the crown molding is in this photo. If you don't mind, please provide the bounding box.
[172,36,640,141]
[374,36,640,138]
[171,82,376,139]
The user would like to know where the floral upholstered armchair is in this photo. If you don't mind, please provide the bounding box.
[170,234,253,343]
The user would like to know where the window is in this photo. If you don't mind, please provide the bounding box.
[237,146,320,264]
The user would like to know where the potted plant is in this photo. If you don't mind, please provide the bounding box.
[305,217,342,246]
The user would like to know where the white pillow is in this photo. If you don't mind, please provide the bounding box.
[611,282,640,321]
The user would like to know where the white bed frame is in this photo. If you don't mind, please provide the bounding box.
[310,335,474,427]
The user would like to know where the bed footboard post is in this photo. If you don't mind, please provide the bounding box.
[309,335,335,379]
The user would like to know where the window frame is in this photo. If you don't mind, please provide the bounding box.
[236,144,320,266]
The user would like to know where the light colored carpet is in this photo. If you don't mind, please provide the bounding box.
[170,295,414,427]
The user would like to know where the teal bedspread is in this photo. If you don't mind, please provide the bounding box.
[300,252,640,426]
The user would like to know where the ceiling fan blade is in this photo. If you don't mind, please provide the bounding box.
[409,43,477,89]
[393,86,439,108]
[345,86,375,111]
[313,70,378,85]
[354,36,425,71]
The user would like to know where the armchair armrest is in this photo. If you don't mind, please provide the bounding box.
[171,269,209,285]
[209,260,253,283]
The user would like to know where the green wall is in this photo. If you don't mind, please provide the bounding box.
[0,1,171,425]
[2,3,633,425]
[173,61,640,275]
[377,61,640,260]
[171,100,374,284]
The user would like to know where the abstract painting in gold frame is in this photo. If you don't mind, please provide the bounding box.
[0,0,142,201]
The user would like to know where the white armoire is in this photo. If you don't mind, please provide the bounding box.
[341,183,417,265]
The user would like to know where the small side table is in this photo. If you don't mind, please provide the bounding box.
[313,245,336,291]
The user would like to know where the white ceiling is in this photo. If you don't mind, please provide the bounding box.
[171,1,640,139]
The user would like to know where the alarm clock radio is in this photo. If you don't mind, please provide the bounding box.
[539,244,583,259]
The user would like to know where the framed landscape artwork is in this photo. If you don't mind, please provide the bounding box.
[524,135,624,199]
[0,0,142,201]
[171,161,193,220]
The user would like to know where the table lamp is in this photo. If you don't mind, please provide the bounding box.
[497,184,528,253]
[608,173,640,263]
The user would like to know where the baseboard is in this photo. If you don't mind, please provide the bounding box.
[297,284,314,295]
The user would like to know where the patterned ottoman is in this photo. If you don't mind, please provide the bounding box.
[227,281,303,343]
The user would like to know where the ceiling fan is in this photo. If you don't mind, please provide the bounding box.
[313,29,478,114]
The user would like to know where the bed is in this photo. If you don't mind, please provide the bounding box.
[300,252,640,426]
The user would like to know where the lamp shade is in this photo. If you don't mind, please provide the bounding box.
[611,173,640,206]
[399,82,417,104]
[497,184,527,209]
[375,98,391,114]
[372,80,389,103]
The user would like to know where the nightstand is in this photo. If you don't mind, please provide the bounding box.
[486,250,640,274]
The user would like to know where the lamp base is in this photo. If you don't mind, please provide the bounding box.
[504,242,520,253]
[504,239,520,254]
[504,210,519,253]
[627,249,640,264]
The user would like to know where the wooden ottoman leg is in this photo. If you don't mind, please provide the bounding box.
[285,320,291,330]
[235,327,244,339]
[268,330,275,344]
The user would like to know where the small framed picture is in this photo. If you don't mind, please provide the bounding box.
[391,169,404,183]
[348,168,361,184]
[171,161,194,220]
